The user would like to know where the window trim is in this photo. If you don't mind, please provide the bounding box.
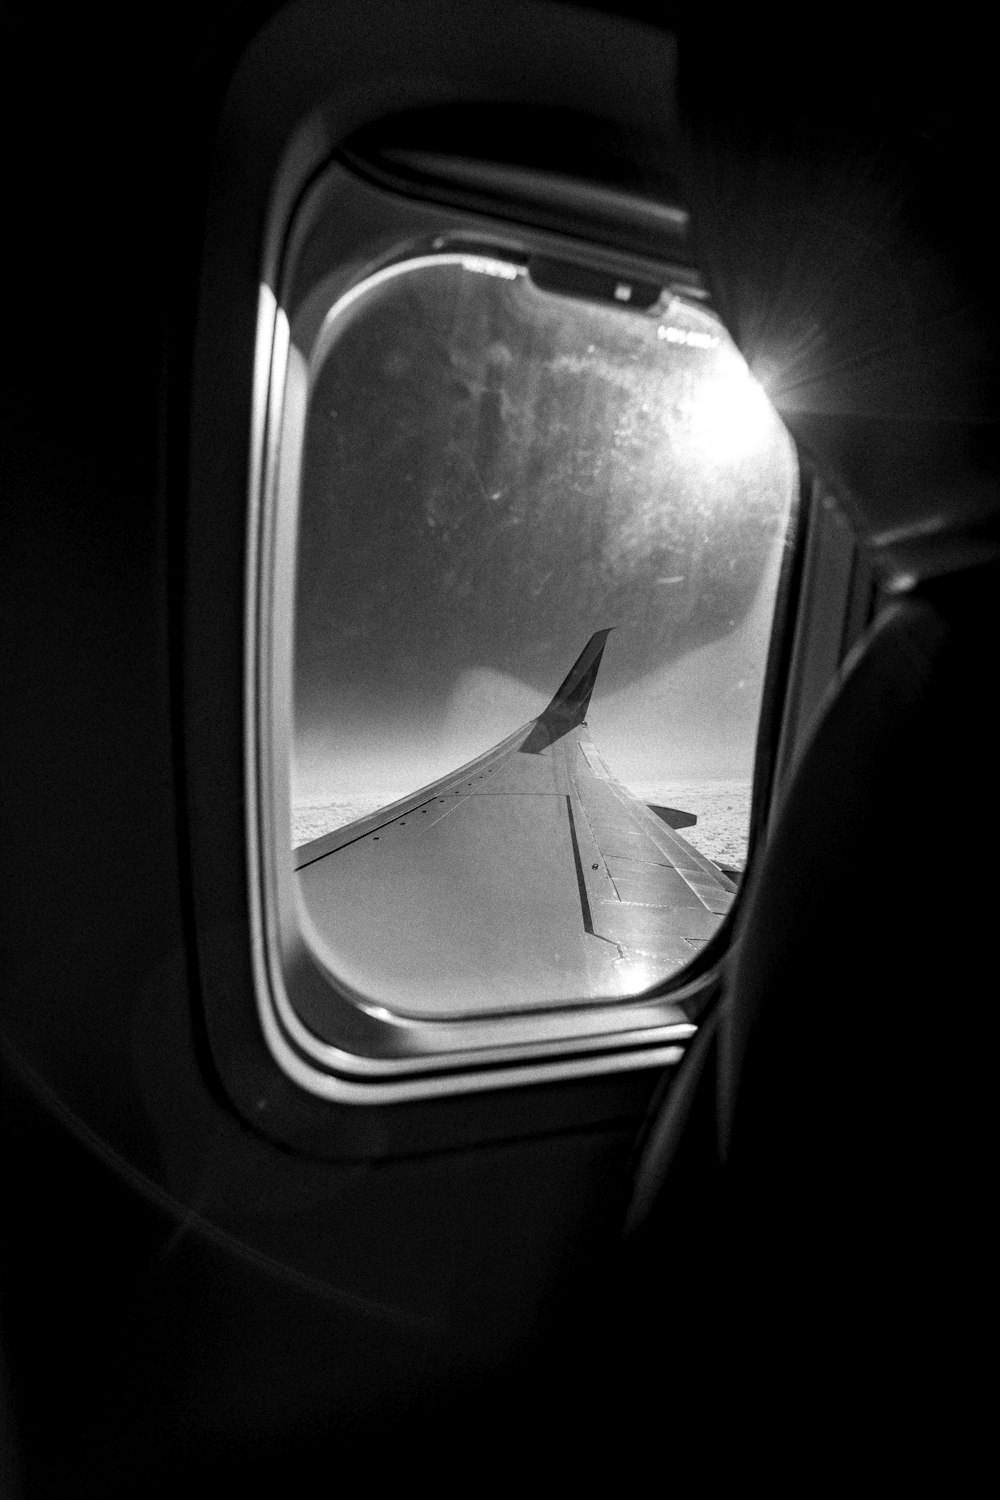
[176,4,834,1145]
[245,156,801,1101]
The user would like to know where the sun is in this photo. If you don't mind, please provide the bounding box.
[688,350,779,463]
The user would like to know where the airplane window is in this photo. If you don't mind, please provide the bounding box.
[285,243,796,1018]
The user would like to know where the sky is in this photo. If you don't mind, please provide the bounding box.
[292,521,786,801]
[291,255,796,805]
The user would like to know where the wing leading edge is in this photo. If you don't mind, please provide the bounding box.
[295,632,736,1016]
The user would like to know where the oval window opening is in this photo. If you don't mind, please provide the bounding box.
[289,247,795,1017]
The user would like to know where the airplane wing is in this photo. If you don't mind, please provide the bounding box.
[295,631,736,1017]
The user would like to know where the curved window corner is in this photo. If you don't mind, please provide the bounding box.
[247,155,797,1101]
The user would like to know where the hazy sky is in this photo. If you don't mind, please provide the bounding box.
[291,256,795,804]
[293,518,786,801]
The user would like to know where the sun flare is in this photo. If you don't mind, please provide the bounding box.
[688,354,778,463]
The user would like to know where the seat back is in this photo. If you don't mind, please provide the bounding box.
[625,566,997,1470]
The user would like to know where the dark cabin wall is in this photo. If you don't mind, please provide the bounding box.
[0,4,285,1133]
[0,7,667,1492]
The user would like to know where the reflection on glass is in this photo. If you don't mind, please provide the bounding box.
[290,252,795,1014]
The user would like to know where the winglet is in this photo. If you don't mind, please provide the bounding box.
[520,629,613,754]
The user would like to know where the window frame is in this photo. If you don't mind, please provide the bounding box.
[246,151,804,1101]
[182,0,848,1142]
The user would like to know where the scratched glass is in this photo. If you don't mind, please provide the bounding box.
[290,253,796,1013]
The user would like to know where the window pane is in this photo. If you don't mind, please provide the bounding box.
[291,252,795,1014]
